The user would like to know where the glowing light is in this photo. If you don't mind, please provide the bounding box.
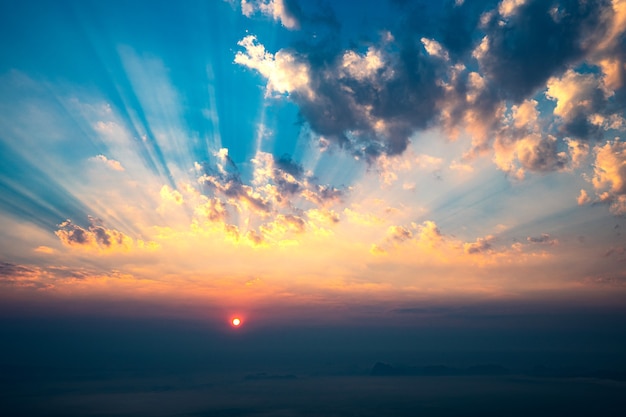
[232,317,241,326]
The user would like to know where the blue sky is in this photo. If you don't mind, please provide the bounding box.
[1,0,626,326]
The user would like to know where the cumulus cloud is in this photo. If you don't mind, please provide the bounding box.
[476,0,606,101]
[240,0,300,29]
[590,139,626,214]
[527,233,558,246]
[235,32,445,160]
[491,99,568,178]
[191,149,346,245]
[55,217,158,253]
[234,35,313,99]
[375,220,443,253]
[231,0,624,185]
[464,235,495,254]
[546,69,610,140]
[578,189,591,205]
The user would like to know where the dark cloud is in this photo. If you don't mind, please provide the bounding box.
[55,218,135,251]
[276,29,448,160]
[273,154,305,195]
[527,233,557,245]
[464,236,493,254]
[0,261,36,278]
[275,154,305,179]
[478,0,609,101]
[283,0,303,28]
[438,0,499,58]
[198,162,272,214]
[58,220,89,245]
[236,0,621,172]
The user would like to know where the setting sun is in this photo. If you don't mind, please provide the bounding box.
[232,318,241,327]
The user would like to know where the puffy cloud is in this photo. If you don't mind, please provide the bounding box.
[375,220,443,253]
[492,100,568,178]
[234,35,313,99]
[198,161,272,216]
[260,213,307,238]
[240,0,300,29]
[387,225,413,243]
[567,139,590,169]
[476,0,606,101]
[498,0,527,19]
[235,32,446,159]
[55,217,158,253]
[420,38,449,61]
[160,185,183,205]
[340,47,389,82]
[89,154,124,171]
[194,196,228,223]
[464,235,494,254]
[191,149,347,246]
[546,69,609,139]
[590,139,626,214]
[590,0,626,92]
[232,1,622,182]
[578,189,591,205]
[527,233,558,246]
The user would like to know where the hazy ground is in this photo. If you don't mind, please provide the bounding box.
[2,371,626,416]
[2,315,626,416]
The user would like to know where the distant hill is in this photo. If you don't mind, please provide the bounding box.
[370,362,509,376]
[370,362,626,381]
[244,372,297,381]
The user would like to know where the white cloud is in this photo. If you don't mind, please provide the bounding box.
[591,139,626,214]
[234,35,314,99]
[498,0,526,18]
[90,154,125,171]
[340,47,388,82]
[240,0,299,29]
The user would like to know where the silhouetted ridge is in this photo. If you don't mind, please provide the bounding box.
[244,372,297,381]
[370,362,510,376]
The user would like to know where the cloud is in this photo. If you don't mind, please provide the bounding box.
[578,189,591,206]
[240,0,300,29]
[491,99,568,178]
[0,262,51,290]
[590,139,626,215]
[546,69,609,140]
[89,154,125,171]
[34,246,55,254]
[55,217,158,253]
[375,220,444,253]
[464,235,494,254]
[194,196,228,223]
[235,32,445,160]
[476,0,606,101]
[233,1,623,182]
[527,233,558,246]
[190,149,347,247]
[234,35,314,99]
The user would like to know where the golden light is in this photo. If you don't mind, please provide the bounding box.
[231,317,241,327]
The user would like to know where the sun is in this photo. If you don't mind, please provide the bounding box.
[231,317,241,327]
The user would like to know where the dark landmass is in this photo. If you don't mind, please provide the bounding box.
[370,362,510,376]
[370,362,626,381]
[244,372,298,381]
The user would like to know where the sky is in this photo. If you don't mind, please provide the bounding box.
[2,1,626,415]
[1,0,626,334]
